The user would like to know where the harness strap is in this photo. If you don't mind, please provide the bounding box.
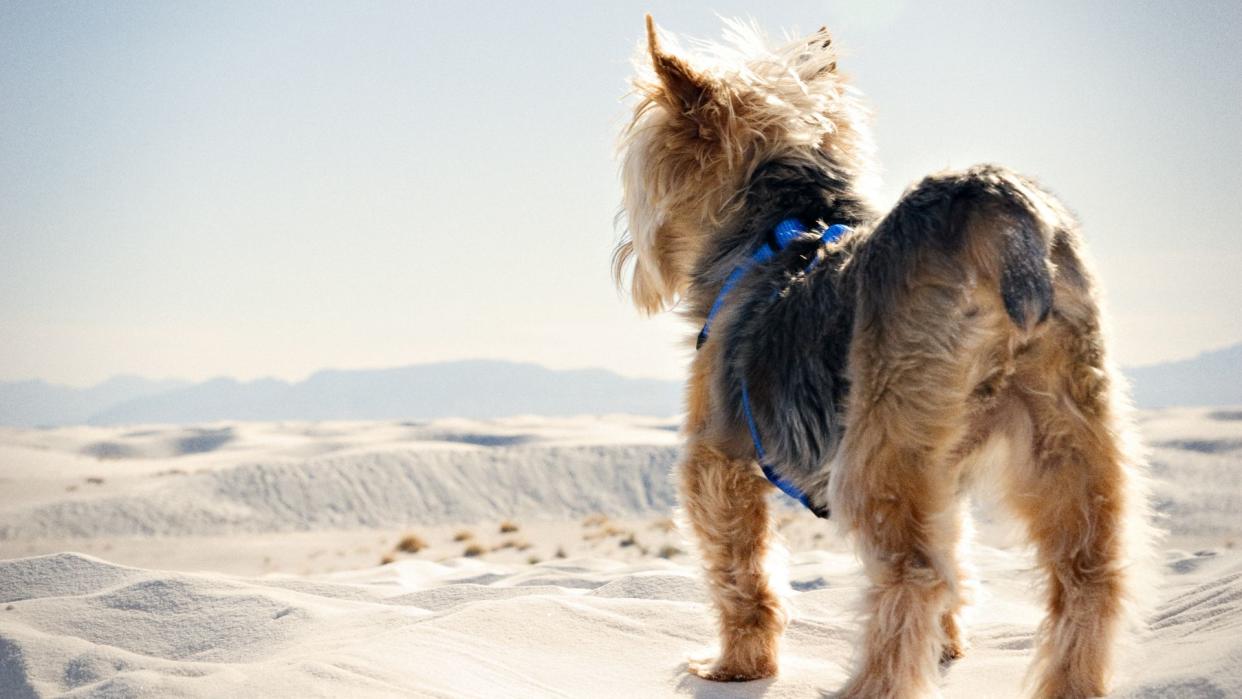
[740,378,818,511]
[697,220,847,348]
[696,218,848,517]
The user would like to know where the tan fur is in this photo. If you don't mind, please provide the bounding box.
[679,442,787,681]
[677,346,782,680]
[619,17,1151,699]
[614,16,875,314]
[818,240,1144,699]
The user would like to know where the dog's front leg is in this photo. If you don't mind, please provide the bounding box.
[679,442,787,682]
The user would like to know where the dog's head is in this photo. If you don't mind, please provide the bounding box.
[614,16,875,314]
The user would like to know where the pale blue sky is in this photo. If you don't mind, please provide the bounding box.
[2,0,1239,386]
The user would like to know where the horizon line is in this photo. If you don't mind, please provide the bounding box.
[3,339,1240,390]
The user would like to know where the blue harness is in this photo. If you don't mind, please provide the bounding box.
[696,218,849,516]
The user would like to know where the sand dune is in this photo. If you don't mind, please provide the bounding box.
[0,444,680,540]
[2,409,1241,697]
[0,416,681,539]
[2,547,1240,698]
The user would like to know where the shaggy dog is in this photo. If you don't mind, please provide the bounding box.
[615,16,1150,699]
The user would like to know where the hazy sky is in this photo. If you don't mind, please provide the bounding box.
[2,0,1239,386]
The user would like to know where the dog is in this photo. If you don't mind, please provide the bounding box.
[614,16,1150,698]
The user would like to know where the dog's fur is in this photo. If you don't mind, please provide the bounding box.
[615,17,1151,698]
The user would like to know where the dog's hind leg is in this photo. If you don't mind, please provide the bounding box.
[830,378,972,699]
[1003,315,1136,699]
[679,442,787,681]
[828,168,1040,695]
[828,295,1000,698]
[937,498,976,664]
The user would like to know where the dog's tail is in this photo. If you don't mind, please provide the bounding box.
[952,165,1059,332]
[858,164,1063,334]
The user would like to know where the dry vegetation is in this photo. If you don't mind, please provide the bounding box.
[650,517,676,533]
[657,545,683,559]
[375,514,687,567]
[396,533,426,553]
[492,537,534,552]
[582,515,631,542]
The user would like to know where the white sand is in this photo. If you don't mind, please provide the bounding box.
[2,409,1241,697]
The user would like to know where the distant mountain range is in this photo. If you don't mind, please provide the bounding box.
[0,361,684,426]
[0,346,1237,426]
[0,375,191,426]
[1125,343,1242,409]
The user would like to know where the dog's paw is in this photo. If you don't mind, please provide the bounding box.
[939,638,967,664]
[939,610,969,665]
[687,650,777,682]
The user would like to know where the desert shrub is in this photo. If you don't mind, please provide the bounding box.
[490,537,531,552]
[452,530,474,542]
[463,543,485,557]
[657,545,683,559]
[499,520,520,533]
[396,533,427,553]
[584,524,628,542]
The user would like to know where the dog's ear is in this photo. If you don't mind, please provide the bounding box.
[815,26,834,51]
[800,26,837,77]
[646,15,715,115]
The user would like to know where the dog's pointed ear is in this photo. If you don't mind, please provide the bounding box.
[816,26,833,50]
[803,25,837,76]
[646,15,714,113]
